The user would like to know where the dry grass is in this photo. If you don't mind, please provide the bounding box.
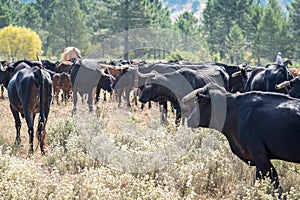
[0,90,300,199]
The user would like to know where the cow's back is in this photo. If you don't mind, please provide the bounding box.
[8,67,52,114]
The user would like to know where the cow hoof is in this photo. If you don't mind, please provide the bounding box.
[27,149,34,156]
[72,108,76,116]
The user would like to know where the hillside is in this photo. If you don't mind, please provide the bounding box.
[161,0,292,21]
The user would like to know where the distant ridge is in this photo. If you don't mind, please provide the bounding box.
[161,0,292,21]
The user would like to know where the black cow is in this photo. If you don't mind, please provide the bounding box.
[212,62,246,93]
[113,62,181,124]
[139,67,226,125]
[0,61,11,98]
[276,76,300,98]
[41,60,59,73]
[182,83,300,193]
[233,64,291,93]
[70,59,113,114]
[7,65,53,154]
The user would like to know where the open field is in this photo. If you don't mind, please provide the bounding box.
[0,89,300,199]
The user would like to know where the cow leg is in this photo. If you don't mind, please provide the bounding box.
[72,90,78,115]
[125,89,131,108]
[116,89,123,108]
[62,91,66,105]
[24,112,35,153]
[95,86,101,103]
[10,105,21,145]
[103,91,107,101]
[252,150,281,194]
[159,101,168,124]
[175,109,181,126]
[1,85,4,99]
[87,90,94,113]
[56,90,60,105]
[37,119,47,155]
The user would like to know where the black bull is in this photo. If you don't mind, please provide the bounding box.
[182,83,300,192]
[138,67,226,124]
[8,66,53,154]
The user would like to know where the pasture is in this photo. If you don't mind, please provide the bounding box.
[0,89,300,199]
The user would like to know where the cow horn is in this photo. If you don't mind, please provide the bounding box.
[0,62,7,71]
[231,71,241,78]
[136,70,156,78]
[36,54,43,67]
[181,87,207,103]
[100,68,115,80]
[275,81,291,90]
[114,65,129,70]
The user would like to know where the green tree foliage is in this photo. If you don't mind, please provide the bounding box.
[146,0,172,28]
[0,0,24,28]
[18,2,42,30]
[48,0,91,57]
[34,0,56,54]
[203,0,254,61]
[174,11,199,52]
[102,0,152,59]
[175,11,198,37]
[288,0,300,61]
[203,0,221,55]
[254,0,290,62]
[0,25,43,60]
[225,24,246,64]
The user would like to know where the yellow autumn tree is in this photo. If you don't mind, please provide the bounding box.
[0,25,43,60]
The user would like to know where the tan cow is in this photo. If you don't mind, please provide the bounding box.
[63,47,81,61]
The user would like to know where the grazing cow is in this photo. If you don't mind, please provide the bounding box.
[182,83,300,193]
[63,47,81,61]
[7,65,52,154]
[52,72,72,104]
[139,67,225,125]
[276,76,300,98]
[70,59,113,113]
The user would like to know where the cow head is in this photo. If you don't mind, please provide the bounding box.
[0,61,7,71]
[139,83,161,103]
[276,77,300,98]
[182,83,227,128]
[98,68,113,93]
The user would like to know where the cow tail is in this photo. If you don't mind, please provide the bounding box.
[36,68,44,123]
[36,68,45,152]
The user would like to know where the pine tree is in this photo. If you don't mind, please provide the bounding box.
[18,3,42,30]
[101,0,153,59]
[174,11,199,52]
[254,0,290,62]
[288,0,300,61]
[203,0,254,60]
[48,0,91,56]
[225,24,246,64]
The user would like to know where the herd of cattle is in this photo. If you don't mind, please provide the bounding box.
[1,47,300,194]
